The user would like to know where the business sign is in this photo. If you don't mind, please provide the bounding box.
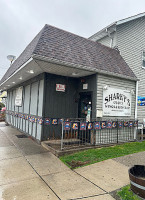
[56,84,65,92]
[15,87,23,106]
[103,87,131,116]
[138,96,145,106]
[83,83,88,90]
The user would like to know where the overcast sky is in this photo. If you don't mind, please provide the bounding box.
[0,0,145,79]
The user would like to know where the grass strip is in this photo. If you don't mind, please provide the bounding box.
[117,185,142,200]
[60,141,145,169]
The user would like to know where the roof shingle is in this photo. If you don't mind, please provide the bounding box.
[0,24,136,84]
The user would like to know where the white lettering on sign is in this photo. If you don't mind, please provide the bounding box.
[103,87,131,116]
[56,84,65,92]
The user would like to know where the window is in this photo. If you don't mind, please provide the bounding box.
[142,51,145,68]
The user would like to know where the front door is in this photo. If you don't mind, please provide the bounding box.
[78,92,92,119]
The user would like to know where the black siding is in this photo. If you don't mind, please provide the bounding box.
[43,73,97,140]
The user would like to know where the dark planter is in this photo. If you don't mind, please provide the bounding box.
[129,165,145,198]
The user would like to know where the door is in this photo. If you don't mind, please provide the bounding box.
[78,92,92,119]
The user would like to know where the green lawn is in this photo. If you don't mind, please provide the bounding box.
[117,185,142,200]
[60,141,145,169]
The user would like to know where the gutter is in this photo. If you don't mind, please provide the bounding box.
[89,13,145,41]
[134,80,138,139]
[0,54,138,89]
[32,54,138,81]
[117,12,145,25]
[135,81,138,120]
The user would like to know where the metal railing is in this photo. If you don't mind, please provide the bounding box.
[61,118,138,150]
[5,111,138,150]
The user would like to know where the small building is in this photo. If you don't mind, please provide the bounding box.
[0,24,137,143]
[89,12,145,123]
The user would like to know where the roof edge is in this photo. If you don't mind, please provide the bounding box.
[117,12,145,25]
[88,22,116,40]
[32,54,138,81]
[0,58,33,87]
[89,12,145,41]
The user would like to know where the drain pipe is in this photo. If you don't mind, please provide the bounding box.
[135,81,138,120]
[134,80,138,139]
[106,28,113,48]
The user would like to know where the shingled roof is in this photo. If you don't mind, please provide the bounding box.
[0,24,136,84]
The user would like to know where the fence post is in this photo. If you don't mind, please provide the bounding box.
[134,120,137,140]
[61,119,64,150]
[117,119,118,143]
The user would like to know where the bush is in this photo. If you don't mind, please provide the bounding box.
[0,102,5,110]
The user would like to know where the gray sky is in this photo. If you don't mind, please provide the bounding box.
[0,0,145,79]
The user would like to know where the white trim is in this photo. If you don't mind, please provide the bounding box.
[89,22,116,40]
[110,38,113,48]
[0,58,33,87]
[135,81,138,119]
[32,54,138,81]
[117,12,145,25]
[90,12,145,41]
[0,53,138,90]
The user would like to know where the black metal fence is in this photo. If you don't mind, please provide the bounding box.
[5,110,138,150]
[61,118,138,150]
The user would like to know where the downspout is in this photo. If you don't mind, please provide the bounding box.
[110,38,113,48]
[135,81,138,120]
[106,28,113,48]
[134,80,138,139]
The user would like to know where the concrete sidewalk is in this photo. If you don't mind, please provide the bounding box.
[0,122,140,200]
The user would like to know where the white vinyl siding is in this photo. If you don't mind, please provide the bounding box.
[116,17,145,122]
[97,35,111,47]
[96,74,136,120]
[97,32,117,48]
[93,16,145,122]
[96,73,136,144]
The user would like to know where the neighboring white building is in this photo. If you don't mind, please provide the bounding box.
[89,12,145,122]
